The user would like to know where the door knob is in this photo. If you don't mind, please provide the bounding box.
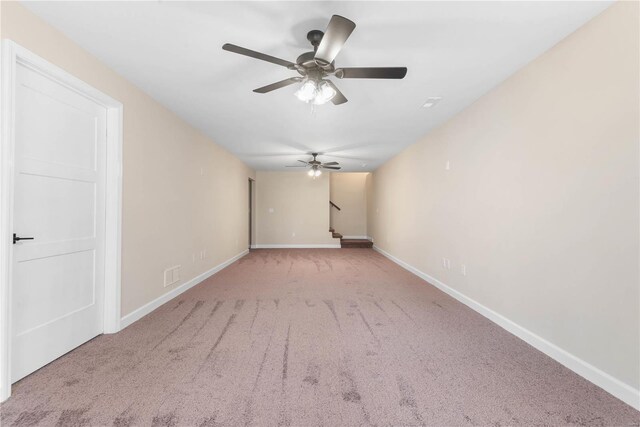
[13,233,34,244]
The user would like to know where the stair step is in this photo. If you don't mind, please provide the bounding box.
[329,228,335,233]
[340,239,373,249]
[332,232,343,239]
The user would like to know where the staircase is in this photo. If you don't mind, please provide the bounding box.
[329,228,373,249]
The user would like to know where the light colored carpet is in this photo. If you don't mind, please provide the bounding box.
[1,249,638,426]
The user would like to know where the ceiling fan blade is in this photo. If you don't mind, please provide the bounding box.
[335,67,407,79]
[298,160,309,164]
[314,15,356,66]
[222,43,295,68]
[322,166,342,170]
[322,162,340,166]
[253,77,302,93]
[325,80,348,105]
[285,165,308,167]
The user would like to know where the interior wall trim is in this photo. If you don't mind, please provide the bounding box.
[373,245,640,411]
[250,244,341,249]
[120,249,249,330]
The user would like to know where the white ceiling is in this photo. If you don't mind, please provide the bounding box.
[22,1,612,172]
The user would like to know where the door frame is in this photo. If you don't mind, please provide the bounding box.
[248,178,254,249]
[0,40,123,401]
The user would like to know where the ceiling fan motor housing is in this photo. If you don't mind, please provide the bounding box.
[299,30,335,71]
[296,53,335,75]
[309,153,321,165]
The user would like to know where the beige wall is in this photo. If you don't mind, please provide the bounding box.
[369,1,639,392]
[255,172,337,247]
[330,173,369,237]
[1,2,255,316]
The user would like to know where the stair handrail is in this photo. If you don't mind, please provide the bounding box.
[329,201,341,211]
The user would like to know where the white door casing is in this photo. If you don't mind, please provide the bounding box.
[0,40,123,401]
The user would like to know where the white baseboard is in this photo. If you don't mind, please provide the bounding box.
[373,245,640,411]
[120,249,249,329]
[251,244,341,249]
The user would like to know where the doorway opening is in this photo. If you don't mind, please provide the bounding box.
[248,178,255,249]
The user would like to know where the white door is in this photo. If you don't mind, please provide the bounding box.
[11,63,107,382]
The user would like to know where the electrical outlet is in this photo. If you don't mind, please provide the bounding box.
[461,264,467,276]
[292,232,296,237]
[446,161,451,171]
[446,259,451,269]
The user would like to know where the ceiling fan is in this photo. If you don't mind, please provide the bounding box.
[286,153,341,176]
[222,15,407,106]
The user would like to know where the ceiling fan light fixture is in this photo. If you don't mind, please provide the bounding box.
[312,81,336,105]
[295,79,318,103]
[314,169,322,177]
[307,169,315,177]
[294,79,336,105]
